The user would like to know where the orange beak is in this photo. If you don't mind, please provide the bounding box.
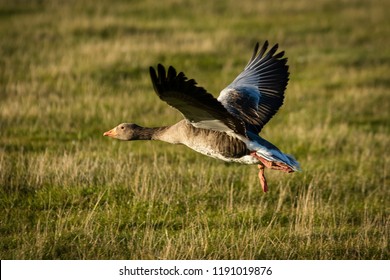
[103,129,116,137]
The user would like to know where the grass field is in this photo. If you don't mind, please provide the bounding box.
[0,0,389,259]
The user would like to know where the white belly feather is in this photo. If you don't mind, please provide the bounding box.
[185,143,259,164]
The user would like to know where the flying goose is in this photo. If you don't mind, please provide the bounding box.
[104,41,300,192]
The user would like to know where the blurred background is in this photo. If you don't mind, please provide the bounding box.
[0,0,388,259]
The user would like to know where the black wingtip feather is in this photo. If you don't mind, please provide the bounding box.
[168,66,177,80]
[157,64,166,82]
[149,66,159,93]
[247,41,270,68]
[260,41,269,55]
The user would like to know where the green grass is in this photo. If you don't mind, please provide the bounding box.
[0,0,389,259]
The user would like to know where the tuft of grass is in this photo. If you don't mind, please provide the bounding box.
[0,0,389,259]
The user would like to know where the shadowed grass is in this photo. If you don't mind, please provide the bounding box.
[0,0,389,259]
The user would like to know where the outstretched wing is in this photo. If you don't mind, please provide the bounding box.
[217,41,289,134]
[149,64,246,137]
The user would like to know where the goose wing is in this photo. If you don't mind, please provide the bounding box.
[217,41,289,134]
[149,64,246,137]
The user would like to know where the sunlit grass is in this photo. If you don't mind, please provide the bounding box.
[0,0,389,259]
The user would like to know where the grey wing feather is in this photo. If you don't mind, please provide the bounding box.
[218,41,289,134]
[149,64,246,137]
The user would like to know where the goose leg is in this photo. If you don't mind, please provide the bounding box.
[257,164,268,193]
[251,152,293,173]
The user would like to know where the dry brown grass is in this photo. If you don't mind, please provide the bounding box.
[0,0,389,259]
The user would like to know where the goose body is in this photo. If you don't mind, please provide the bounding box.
[104,41,300,192]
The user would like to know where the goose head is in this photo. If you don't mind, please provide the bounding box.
[103,123,143,141]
